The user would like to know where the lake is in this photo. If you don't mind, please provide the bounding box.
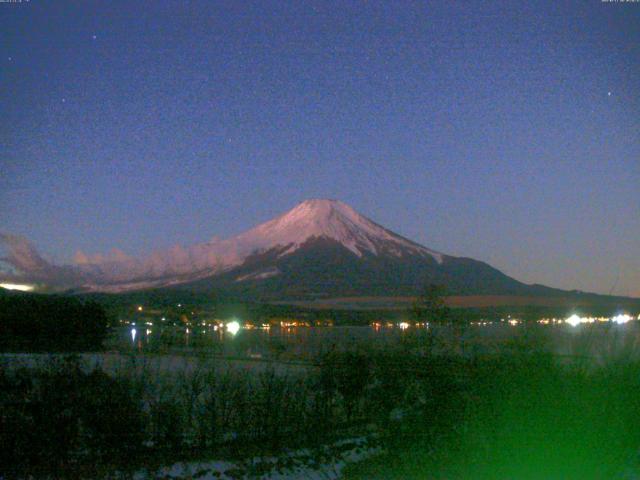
[108,320,640,362]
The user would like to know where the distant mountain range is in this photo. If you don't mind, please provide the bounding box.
[0,199,618,300]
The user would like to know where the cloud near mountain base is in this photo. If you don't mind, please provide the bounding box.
[0,233,88,288]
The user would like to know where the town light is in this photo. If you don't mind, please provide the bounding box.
[611,314,632,325]
[226,321,240,335]
[566,314,582,327]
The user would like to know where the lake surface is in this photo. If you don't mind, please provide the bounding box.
[108,321,640,362]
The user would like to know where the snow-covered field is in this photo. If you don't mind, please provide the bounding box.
[0,352,310,376]
[131,437,382,480]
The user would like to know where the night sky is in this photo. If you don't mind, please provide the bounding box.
[1,1,639,296]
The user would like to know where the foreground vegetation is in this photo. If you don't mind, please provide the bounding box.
[2,335,640,479]
[346,354,640,479]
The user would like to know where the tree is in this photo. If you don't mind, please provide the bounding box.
[411,284,450,325]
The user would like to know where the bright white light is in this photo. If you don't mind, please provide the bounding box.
[566,314,582,327]
[399,322,410,330]
[226,321,240,335]
[0,283,34,292]
[131,328,137,342]
[611,314,632,325]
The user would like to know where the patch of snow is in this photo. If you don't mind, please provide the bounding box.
[132,436,382,480]
[236,268,281,282]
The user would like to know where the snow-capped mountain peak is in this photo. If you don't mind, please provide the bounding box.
[233,199,443,261]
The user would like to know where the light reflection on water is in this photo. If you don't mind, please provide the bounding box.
[110,322,640,360]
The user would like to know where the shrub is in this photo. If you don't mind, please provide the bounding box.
[0,357,143,478]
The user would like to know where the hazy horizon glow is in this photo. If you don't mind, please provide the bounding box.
[0,283,35,292]
[1,1,639,296]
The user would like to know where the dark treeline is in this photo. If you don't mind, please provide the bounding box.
[82,282,640,327]
[0,293,109,351]
[86,291,639,327]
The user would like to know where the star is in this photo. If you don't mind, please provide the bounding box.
[62,98,66,103]
[92,34,97,40]
[608,91,612,96]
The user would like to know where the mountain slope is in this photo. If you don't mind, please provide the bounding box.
[180,235,562,299]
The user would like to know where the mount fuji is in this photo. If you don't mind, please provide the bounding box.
[1,199,562,298]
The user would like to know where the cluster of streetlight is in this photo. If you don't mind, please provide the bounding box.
[564,313,636,327]
[376,313,639,330]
